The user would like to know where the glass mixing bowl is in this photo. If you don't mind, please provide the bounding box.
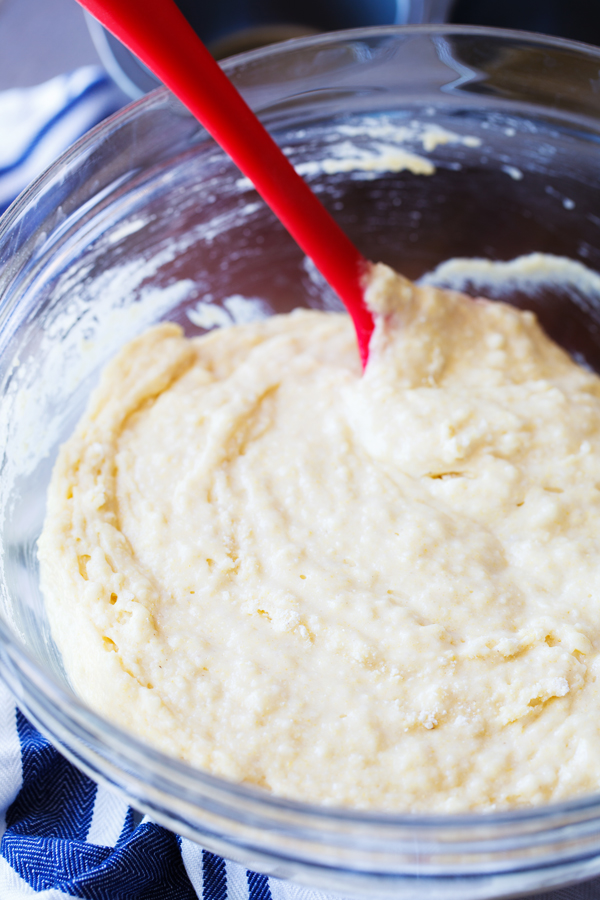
[2,25,600,900]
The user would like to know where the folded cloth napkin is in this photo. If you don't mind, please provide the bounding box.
[0,65,124,215]
[1,679,600,900]
[1,65,600,900]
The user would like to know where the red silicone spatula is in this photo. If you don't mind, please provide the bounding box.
[76,0,375,366]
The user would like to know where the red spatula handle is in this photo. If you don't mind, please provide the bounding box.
[77,0,374,366]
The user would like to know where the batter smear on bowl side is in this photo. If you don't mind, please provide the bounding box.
[38,263,600,811]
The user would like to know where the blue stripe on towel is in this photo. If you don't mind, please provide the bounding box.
[7,708,97,842]
[202,850,227,900]
[247,870,272,900]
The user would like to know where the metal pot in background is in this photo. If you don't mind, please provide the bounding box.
[85,0,456,98]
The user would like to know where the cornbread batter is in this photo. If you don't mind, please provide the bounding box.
[38,264,600,811]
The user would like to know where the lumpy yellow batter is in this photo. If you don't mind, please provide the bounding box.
[38,264,600,811]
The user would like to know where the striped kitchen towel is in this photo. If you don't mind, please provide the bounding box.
[0,65,124,215]
[2,679,600,900]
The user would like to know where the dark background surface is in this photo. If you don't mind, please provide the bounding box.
[1,0,600,93]
[451,0,600,45]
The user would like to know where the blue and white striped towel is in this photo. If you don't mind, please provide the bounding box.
[0,65,124,215]
[1,66,600,900]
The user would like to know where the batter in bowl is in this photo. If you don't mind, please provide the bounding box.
[38,263,600,811]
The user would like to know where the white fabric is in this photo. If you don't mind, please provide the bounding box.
[85,784,130,847]
[0,680,21,841]
[0,65,123,209]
